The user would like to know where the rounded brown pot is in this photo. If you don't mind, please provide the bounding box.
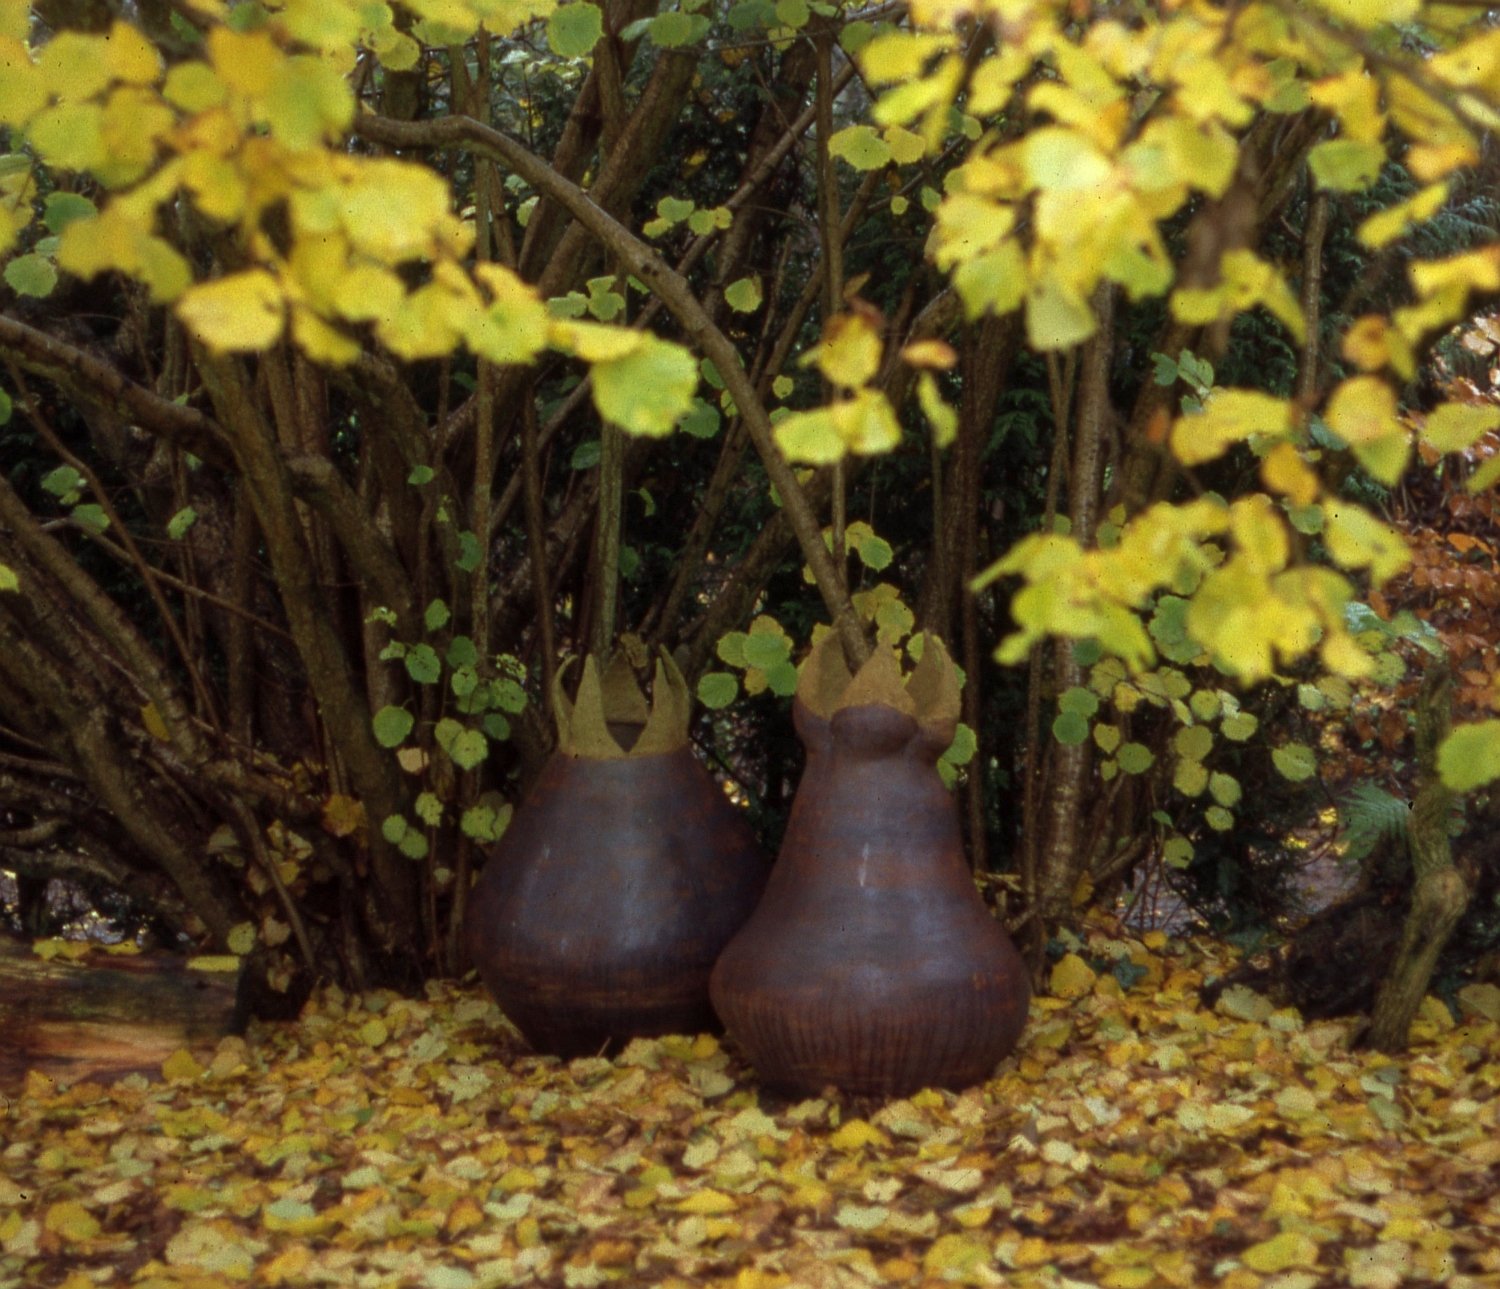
[710,635,1030,1097]
[465,651,767,1057]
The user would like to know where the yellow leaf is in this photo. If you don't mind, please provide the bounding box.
[829,1118,891,1151]
[1324,502,1409,584]
[207,26,284,99]
[102,19,162,85]
[1242,1230,1319,1273]
[27,102,107,172]
[1325,375,1400,445]
[1171,389,1292,465]
[162,1048,205,1082]
[549,318,643,362]
[186,954,241,972]
[37,31,112,99]
[1423,402,1500,454]
[677,1189,738,1215]
[1261,442,1320,506]
[43,1201,100,1243]
[0,39,47,128]
[226,922,257,955]
[1050,952,1097,999]
[176,271,285,352]
[922,1233,993,1280]
[33,937,91,961]
[807,312,882,389]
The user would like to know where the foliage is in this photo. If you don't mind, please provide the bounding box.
[5,922,1500,1285]
[4,0,1500,998]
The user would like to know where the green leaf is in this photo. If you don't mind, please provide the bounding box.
[1221,711,1258,742]
[42,192,95,233]
[1205,805,1234,832]
[425,599,451,632]
[1189,689,1221,722]
[593,337,697,437]
[1093,722,1121,754]
[447,635,478,669]
[742,633,790,670]
[1174,759,1208,796]
[492,678,527,714]
[0,562,17,593]
[697,671,738,710]
[41,465,84,502]
[1058,686,1099,718]
[71,503,108,533]
[398,830,429,859]
[1052,711,1089,745]
[414,791,443,826]
[828,124,892,170]
[649,11,710,46]
[407,465,434,485]
[0,388,10,425]
[764,659,799,697]
[167,506,198,539]
[1309,138,1384,192]
[450,665,479,699]
[942,722,977,766]
[482,713,511,741]
[1437,720,1500,792]
[1272,743,1317,782]
[1173,725,1213,761]
[1118,743,1155,774]
[461,800,513,842]
[571,440,601,470]
[716,632,749,667]
[854,532,893,571]
[373,706,415,748]
[448,728,489,770]
[725,277,763,312]
[547,1,603,57]
[1209,772,1242,807]
[4,253,57,298]
[405,644,441,684]
[680,398,720,439]
[774,0,809,26]
[1163,835,1194,868]
[381,814,408,844]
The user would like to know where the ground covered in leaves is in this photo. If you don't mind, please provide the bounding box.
[3,923,1499,1289]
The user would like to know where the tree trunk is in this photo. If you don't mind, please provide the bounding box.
[1367,662,1468,1052]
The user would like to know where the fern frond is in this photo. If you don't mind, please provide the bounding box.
[1339,783,1410,865]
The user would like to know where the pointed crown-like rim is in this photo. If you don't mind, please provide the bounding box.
[796,632,961,735]
[551,648,691,758]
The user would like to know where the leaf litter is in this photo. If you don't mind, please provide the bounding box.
[3,916,1499,1288]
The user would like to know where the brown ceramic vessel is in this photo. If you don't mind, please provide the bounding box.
[710,634,1030,1096]
[465,650,768,1056]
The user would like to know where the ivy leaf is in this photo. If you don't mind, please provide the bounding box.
[680,398,720,439]
[1118,743,1155,774]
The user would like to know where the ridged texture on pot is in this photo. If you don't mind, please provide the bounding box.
[465,651,768,1057]
[711,635,1029,1096]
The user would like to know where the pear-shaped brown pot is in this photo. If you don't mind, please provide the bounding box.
[710,637,1029,1097]
[465,653,767,1057]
